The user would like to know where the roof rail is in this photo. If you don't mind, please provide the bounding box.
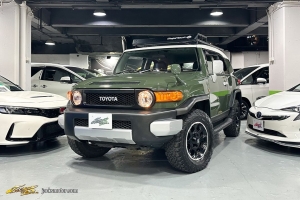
[131,33,224,51]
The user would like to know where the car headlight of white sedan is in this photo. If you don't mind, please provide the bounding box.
[0,106,39,114]
[281,105,300,113]
[0,106,65,115]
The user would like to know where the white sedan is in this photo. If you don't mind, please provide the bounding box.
[0,75,67,146]
[246,83,300,148]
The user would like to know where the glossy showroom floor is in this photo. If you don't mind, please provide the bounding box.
[1,121,300,200]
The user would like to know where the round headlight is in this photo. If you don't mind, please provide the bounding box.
[72,91,82,105]
[138,90,154,108]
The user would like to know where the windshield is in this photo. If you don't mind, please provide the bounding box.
[114,48,200,74]
[66,67,97,79]
[233,67,258,80]
[0,75,23,92]
[288,84,300,92]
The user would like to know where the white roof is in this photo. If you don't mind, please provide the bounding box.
[124,44,229,60]
[246,63,269,68]
[31,63,81,69]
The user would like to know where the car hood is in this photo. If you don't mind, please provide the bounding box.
[255,91,300,109]
[73,72,200,91]
[0,91,67,108]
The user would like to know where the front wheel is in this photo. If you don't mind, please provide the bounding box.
[240,100,249,120]
[68,137,111,158]
[165,109,213,173]
[224,100,241,137]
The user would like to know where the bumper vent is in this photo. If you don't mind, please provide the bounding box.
[248,124,286,138]
[74,118,132,129]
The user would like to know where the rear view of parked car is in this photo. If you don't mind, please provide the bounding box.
[233,64,269,119]
[31,63,96,98]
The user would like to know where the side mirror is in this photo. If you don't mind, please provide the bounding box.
[257,78,267,84]
[170,64,181,75]
[212,60,224,74]
[60,76,71,84]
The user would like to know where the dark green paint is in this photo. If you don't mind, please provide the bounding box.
[73,47,238,115]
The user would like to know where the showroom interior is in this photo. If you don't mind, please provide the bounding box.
[1,0,300,199]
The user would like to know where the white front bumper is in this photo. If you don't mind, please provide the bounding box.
[246,107,300,147]
[0,114,61,145]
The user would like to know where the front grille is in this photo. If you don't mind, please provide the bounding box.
[249,111,289,121]
[74,119,88,127]
[248,124,286,137]
[39,109,61,118]
[74,118,132,129]
[39,122,64,139]
[85,93,136,106]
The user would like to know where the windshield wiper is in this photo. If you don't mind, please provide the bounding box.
[115,69,137,74]
[139,69,152,73]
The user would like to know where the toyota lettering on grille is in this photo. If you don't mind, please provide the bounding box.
[99,97,118,101]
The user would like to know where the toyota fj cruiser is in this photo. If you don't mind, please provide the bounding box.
[61,35,242,173]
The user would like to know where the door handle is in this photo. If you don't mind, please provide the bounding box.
[32,84,38,88]
[41,85,47,88]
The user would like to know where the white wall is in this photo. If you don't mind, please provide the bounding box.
[268,2,300,91]
[31,54,89,68]
[0,2,20,84]
[69,54,89,69]
[231,51,269,69]
[0,2,32,90]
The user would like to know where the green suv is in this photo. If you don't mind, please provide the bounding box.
[63,43,241,173]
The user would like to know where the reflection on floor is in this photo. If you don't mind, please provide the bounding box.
[1,121,300,200]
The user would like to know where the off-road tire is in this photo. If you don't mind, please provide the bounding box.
[224,100,241,137]
[240,99,249,120]
[68,137,111,158]
[165,109,213,173]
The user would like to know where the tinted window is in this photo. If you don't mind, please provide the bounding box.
[42,67,71,82]
[0,75,23,91]
[233,67,258,80]
[66,67,96,79]
[114,48,200,74]
[31,67,43,77]
[288,84,300,92]
[256,67,269,83]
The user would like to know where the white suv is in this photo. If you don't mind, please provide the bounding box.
[31,63,96,98]
[233,64,269,119]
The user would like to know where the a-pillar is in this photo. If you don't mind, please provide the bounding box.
[268,1,300,94]
[0,1,32,90]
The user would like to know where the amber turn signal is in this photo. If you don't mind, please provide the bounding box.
[154,91,183,102]
[67,91,72,100]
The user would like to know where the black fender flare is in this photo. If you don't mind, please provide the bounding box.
[229,89,242,108]
[176,94,210,116]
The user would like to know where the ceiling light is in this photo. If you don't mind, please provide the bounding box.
[93,9,106,17]
[45,39,55,45]
[210,9,223,16]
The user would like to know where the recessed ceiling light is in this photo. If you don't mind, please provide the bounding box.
[45,39,55,45]
[93,9,106,17]
[210,9,223,16]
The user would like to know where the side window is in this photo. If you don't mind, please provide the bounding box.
[242,75,254,85]
[42,67,71,82]
[203,49,227,74]
[31,67,43,77]
[256,67,269,83]
[69,73,82,83]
